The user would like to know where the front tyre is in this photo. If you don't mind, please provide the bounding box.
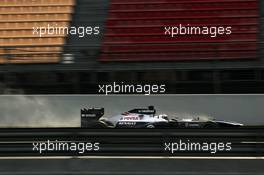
[145,124,155,128]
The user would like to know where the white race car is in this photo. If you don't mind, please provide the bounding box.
[81,106,243,128]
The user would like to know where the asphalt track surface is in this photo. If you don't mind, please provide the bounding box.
[2,95,264,128]
[0,158,263,175]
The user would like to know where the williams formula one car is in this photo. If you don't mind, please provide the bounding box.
[81,106,243,128]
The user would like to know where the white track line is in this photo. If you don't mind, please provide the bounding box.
[0,171,262,175]
[0,172,262,175]
[0,156,263,160]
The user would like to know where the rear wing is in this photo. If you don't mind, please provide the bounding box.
[81,107,104,127]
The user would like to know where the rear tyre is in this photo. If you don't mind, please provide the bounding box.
[204,122,219,128]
